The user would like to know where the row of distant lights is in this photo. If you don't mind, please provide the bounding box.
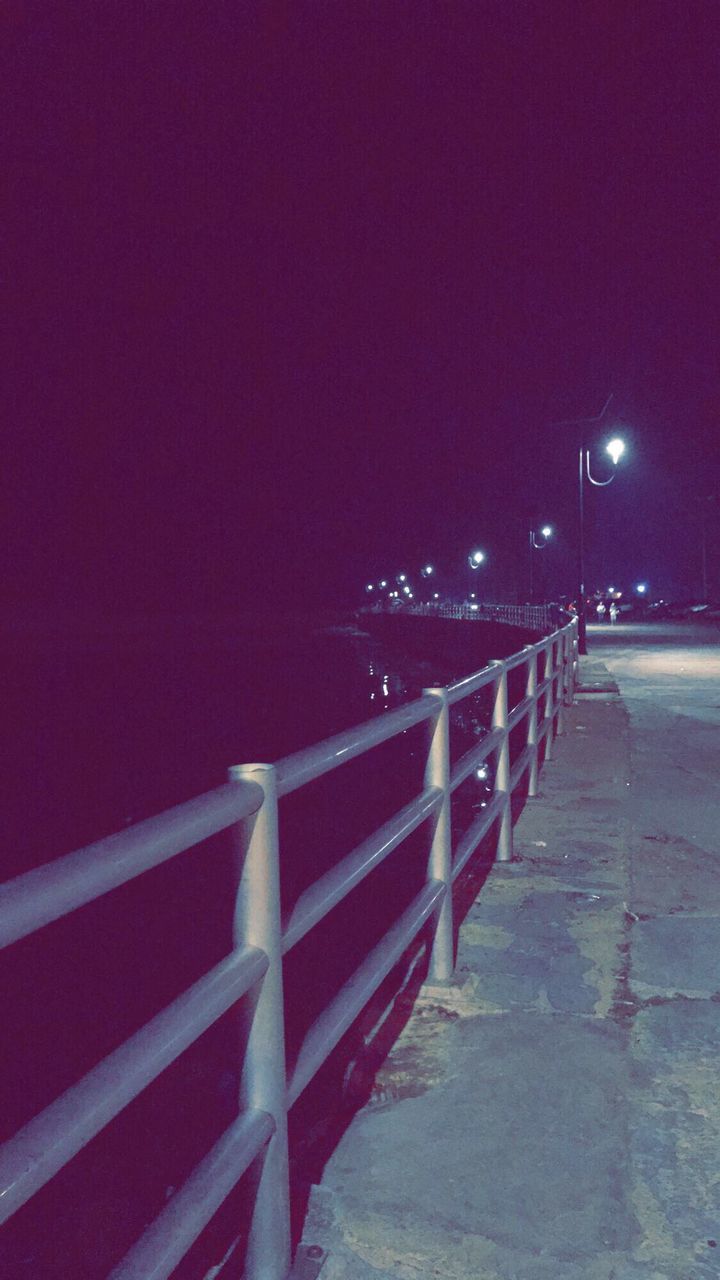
[366,555,489,596]
[606,583,648,597]
[366,565,440,601]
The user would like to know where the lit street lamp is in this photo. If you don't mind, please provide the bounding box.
[577,433,626,651]
[529,524,553,602]
[606,438,625,466]
[467,548,486,601]
[419,563,435,602]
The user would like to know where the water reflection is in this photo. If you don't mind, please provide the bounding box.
[365,663,407,709]
[364,656,494,806]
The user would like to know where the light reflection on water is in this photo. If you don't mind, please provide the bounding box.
[363,650,495,806]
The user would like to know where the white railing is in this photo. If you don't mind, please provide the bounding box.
[0,619,578,1279]
[426,602,556,630]
[374,601,564,630]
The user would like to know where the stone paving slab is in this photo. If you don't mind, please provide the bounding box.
[632,918,720,999]
[310,1014,635,1279]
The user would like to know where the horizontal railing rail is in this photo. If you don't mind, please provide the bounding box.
[0,617,578,1279]
[0,780,263,950]
[0,948,269,1227]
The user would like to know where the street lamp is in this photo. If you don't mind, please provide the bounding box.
[577,433,626,651]
[467,549,486,602]
[529,524,553,602]
[552,395,629,654]
[418,564,435,602]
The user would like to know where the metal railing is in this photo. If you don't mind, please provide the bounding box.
[408,601,559,630]
[0,619,578,1279]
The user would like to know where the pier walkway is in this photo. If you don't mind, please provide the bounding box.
[302,622,720,1280]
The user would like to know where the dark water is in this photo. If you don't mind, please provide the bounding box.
[2,610,536,1278]
[3,609,533,875]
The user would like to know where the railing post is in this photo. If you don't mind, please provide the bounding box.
[491,662,513,862]
[423,688,454,981]
[568,623,578,702]
[524,647,539,797]
[229,763,290,1280]
[543,641,555,761]
[562,627,573,707]
[554,636,565,737]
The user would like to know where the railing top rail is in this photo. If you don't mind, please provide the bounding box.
[274,693,439,796]
[503,647,534,672]
[445,660,499,704]
[0,779,263,952]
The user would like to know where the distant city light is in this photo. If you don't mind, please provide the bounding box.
[398,573,407,582]
[470,603,479,610]
[403,585,411,595]
[379,580,387,588]
[606,438,625,466]
[433,592,439,599]
[636,582,648,594]
[420,564,434,577]
[608,586,615,593]
[366,584,373,592]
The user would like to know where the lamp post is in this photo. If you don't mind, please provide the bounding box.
[529,525,553,603]
[553,396,627,656]
[577,435,626,652]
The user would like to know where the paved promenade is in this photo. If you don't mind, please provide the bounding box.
[302,622,720,1280]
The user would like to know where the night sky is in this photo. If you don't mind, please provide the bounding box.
[5,2,720,614]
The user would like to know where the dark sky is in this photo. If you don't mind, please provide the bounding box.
[5,1,720,612]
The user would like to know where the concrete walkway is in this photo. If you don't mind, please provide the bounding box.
[302,627,720,1280]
